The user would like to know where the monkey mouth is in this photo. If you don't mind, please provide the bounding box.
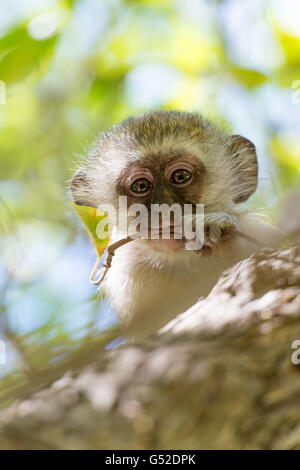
[147,224,186,252]
[128,213,189,252]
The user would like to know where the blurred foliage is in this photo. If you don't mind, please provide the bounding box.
[0,0,299,393]
[0,25,57,83]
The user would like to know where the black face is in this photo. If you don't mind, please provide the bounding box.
[117,154,205,209]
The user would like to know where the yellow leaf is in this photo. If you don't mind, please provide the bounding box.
[70,202,110,257]
[275,28,300,66]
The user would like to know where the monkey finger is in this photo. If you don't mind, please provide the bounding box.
[209,225,222,245]
[196,246,212,257]
[204,224,221,247]
[220,230,234,241]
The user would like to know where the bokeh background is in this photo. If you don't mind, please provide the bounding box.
[0,0,299,396]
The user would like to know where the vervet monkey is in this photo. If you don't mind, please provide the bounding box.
[71,111,276,338]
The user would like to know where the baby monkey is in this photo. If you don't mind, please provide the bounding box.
[71,111,275,338]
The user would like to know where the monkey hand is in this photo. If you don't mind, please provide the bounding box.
[184,212,239,254]
[203,212,239,248]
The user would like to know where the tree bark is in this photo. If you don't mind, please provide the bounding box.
[0,245,299,450]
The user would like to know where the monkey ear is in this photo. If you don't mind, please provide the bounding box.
[70,170,95,207]
[229,135,258,204]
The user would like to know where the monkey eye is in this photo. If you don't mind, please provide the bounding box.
[130,177,152,195]
[170,169,192,186]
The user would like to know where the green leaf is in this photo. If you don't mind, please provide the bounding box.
[230,65,267,88]
[70,203,110,257]
[0,25,57,83]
